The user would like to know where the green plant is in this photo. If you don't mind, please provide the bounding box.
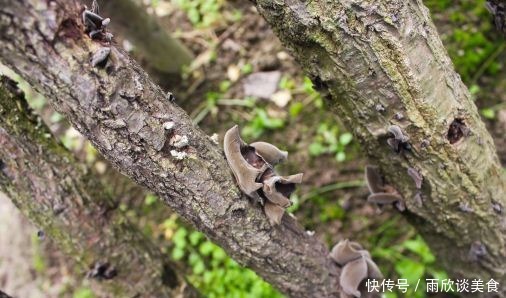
[172,0,224,28]
[425,0,503,84]
[31,233,46,273]
[372,235,452,298]
[308,123,353,162]
[168,224,283,298]
[191,80,256,124]
[73,287,95,298]
[242,108,285,138]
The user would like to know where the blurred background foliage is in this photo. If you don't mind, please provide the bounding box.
[1,0,505,297]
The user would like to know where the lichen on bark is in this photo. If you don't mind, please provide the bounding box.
[0,1,342,297]
[0,76,198,297]
[253,0,506,293]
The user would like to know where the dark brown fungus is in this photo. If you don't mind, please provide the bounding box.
[386,138,400,152]
[364,166,384,194]
[82,0,113,41]
[340,257,368,297]
[375,104,385,112]
[420,139,430,149]
[250,141,288,165]
[52,202,66,215]
[37,230,45,240]
[492,201,502,214]
[87,261,117,280]
[468,241,487,262]
[414,192,423,206]
[262,174,303,208]
[458,202,473,213]
[367,193,406,212]
[386,125,411,153]
[367,192,403,205]
[264,202,285,225]
[223,125,303,225]
[91,47,111,67]
[394,112,404,120]
[330,239,383,298]
[364,166,405,212]
[330,239,363,266]
[407,167,423,189]
[223,126,266,200]
[388,125,409,143]
[447,118,469,144]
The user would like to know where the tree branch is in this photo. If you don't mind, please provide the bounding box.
[0,1,341,297]
[252,0,506,294]
[0,76,198,297]
[98,0,194,75]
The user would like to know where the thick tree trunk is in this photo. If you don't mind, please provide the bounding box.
[0,1,341,297]
[0,76,198,297]
[252,0,506,294]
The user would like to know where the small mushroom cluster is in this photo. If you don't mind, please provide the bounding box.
[330,240,383,298]
[82,0,113,41]
[223,125,302,225]
[365,165,405,211]
[386,125,411,153]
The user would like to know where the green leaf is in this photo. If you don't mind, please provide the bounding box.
[193,260,206,274]
[335,151,346,162]
[469,84,480,95]
[241,63,253,74]
[172,247,185,260]
[173,228,188,248]
[199,241,215,256]
[144,194,157,206]
[339,133,353,146]
[73,287,95,298]
[481,108,496,119]
[402,236,435,264]
[289,102,304,117]
[308,142,325,156]
[212,247,227,262]
[189,231,204,246]
[395,258,425,284]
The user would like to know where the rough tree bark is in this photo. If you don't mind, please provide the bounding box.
[0,76,198,297]
[252,0,506,294]
[0,1,341,297]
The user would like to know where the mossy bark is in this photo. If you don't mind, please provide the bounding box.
[252,0,506,295]
[0,1,341,297]
[0,76,198,297]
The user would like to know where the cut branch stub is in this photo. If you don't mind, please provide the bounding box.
[223,125,303,225]
[329,240,382,298]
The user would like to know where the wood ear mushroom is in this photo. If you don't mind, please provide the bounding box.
[329,239,383,298]
[223,125,303,225]
[223,125,266,200]
[250,141,288,165]
[364,165,405,212]
[387,125,411,153]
